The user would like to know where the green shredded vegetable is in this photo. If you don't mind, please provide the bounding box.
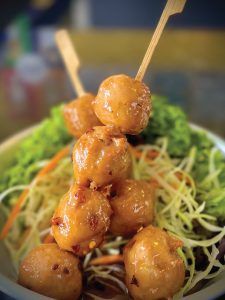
[142,95,225,220]
[2,156,72,270]
[0,105,72,194]
[141,95,192,157]
[132,138,225,297]
[191,133,225,186]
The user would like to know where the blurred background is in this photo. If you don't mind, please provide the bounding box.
[0,0,225,142]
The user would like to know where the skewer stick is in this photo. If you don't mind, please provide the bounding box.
[55,29,85,97]
[136,0,187,81]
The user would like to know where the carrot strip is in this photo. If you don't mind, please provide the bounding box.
[147,149,159,159]
[0,146,70,241]
[130,146,161,188]
[43,234,55,244]
[0,189,29,240]
[89,254,124,266]
[36,146,70,178]
[149,179,160,189]
[129,145,159,162]
[175,171,191,186]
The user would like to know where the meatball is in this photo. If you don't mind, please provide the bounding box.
[93,74,151,134]
[64,93,102,138]
[52,184,112,256]
[73,126,131,188]
[18,243,82,300]
[110,180,155,237]
[123,226,185,300]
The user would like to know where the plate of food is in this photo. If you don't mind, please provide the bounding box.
[1,87,225,299]
[1,1,225,299]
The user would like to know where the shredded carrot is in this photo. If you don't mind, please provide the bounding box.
[0,146,70,241]
[129,146,144,159]
[36,146,70,178]
[43,234,55,244]
[175,171,191,186]
[0,189,29,240]
[149,179,160,189]
[129,145,159,162]
[129,145,161,189]
[89,254,124,266]
[147,149,159,159]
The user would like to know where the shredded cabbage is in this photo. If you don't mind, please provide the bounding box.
[1,137,225,299]
[2,156,72,271]
[132,138,225,297]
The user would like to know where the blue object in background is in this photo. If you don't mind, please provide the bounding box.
[90,0,225,28]
[0,292,13,300]
[28,0,71,26]
[1,0,225,30]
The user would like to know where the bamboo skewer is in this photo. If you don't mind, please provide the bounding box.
[55,29,85,97]
[136,0,187,81]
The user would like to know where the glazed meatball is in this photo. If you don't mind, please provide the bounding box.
[18,243,82,300]
[110,180,155,237]
[64,93,102,138]
[123,226,185,300]
[73,126,131,188]
[52,184,112,256]
[93,74,151,134]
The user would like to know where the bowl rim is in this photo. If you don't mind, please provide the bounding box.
[0,123,225,300]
